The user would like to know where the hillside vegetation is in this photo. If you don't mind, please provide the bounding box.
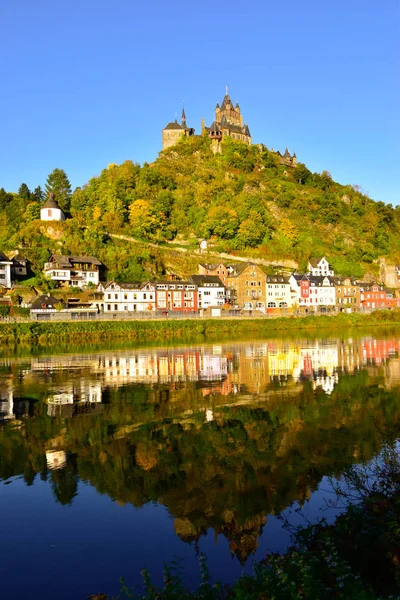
[1,136,399,282]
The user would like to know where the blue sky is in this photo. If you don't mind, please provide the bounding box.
[1,0,398,204]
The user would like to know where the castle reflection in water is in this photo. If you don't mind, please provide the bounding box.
[2,335,400,424]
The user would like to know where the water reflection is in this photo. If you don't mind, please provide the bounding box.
[1,334,400,572]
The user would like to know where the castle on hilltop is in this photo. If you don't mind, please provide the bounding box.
[162,91,251,154]
[162,91,296,162]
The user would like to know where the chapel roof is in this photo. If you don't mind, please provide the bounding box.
[42,194,63,210]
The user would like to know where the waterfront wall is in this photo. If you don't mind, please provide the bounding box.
[2,309,400,346]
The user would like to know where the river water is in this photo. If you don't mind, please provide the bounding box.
[1,330,400,599]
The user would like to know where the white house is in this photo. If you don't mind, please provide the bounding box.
[40,193,66,222]
[189,275,225,309]
[289,274,336,309]
[44,255,102,287]
[97,280,156,312]
[266,276,296,308]
[0,252,12,288]
[307,257,334,277]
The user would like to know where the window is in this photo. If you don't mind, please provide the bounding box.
[114,305,118,311]
[143,293,147,300]
[48,209,52,217]
[124,294,128,300]
[114,294,118,299]
[107,305,111,311]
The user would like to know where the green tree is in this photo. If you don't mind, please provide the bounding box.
[32,186,44,203]
[0,188,13,210]
[24,202,41,222]
[294,163,312,185]
[45,168,72,213]
[18,183,31,202]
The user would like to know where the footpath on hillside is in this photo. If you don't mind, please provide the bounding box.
[108,233,298,270]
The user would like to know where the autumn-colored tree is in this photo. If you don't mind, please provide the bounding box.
[129,200,157,239]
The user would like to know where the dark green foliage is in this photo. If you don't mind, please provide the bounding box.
[45,168,72,212]
[32,186,44,203]
[0,187,13,210]
[17,183,30,202]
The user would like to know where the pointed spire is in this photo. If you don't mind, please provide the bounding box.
[182,107,186,122]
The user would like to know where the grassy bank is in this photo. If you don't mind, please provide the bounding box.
[2,310,400,346]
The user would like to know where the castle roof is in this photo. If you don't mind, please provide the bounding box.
[42,194,62,210]
[220,94,233,109]
[217,120,251,137]
[209,121,221,133]
[164,120,183,130]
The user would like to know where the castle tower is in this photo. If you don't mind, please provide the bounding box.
[162,108,195,150]
[209,90,252,147]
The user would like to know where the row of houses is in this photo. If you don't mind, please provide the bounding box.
[1,250,399,317]
[200,257,400,312]
[28,255,400,320]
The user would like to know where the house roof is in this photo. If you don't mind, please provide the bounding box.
[164,120,183,131]
[189,275,224,287]
[49,254,102,267]
[308,257,324,268]
[267,276,290,284]
[291,273,309,283]
[12,253,26,263]
[333,277,359,286]
[31,294,64,310]
[227,262,265,278]
[42,194,63,210]
[308,275,335,286]
[0,251,11,263]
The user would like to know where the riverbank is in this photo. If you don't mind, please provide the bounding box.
[2,309,400,346]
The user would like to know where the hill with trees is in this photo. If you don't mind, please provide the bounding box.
[1,135,399,283]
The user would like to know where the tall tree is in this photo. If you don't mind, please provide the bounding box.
[18,183,31,201]
[0,188,13,210]
[32,186,44,203]
[44,168,72,212]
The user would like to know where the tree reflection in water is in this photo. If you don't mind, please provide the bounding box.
[1,335,400,565]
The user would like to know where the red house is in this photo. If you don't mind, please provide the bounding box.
[359,283,400,310]
[155,281,198,313]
